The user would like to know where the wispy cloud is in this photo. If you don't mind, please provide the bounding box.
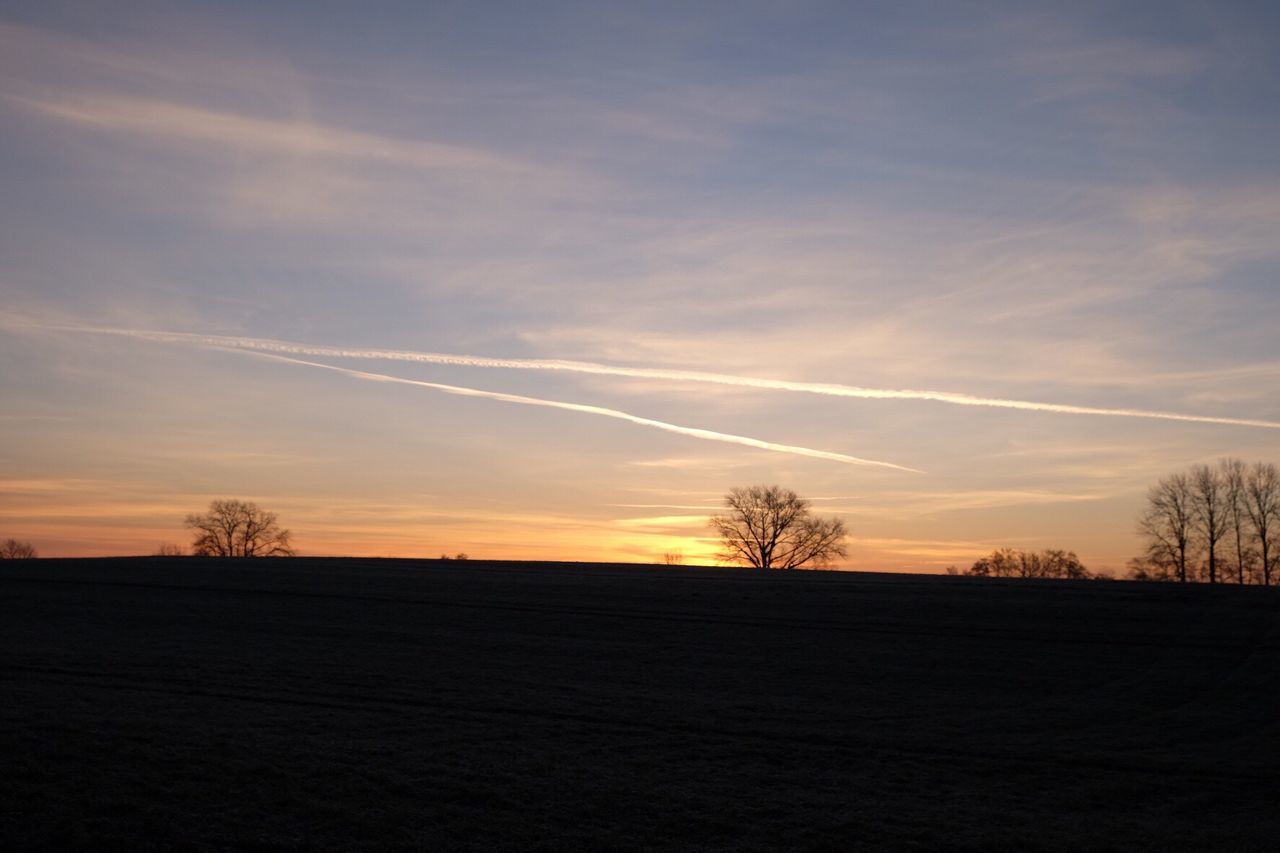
[848,536,1015,563]
[787,488,1107,522]
[613,515,710,528]
[0,414,72,422]
[625,457,741,470]
[228,350,919,472]
[55,325,1280,431]
[11,92,532,175]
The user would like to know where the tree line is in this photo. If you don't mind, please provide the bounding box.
[950,548,1091,579]
[1131,459,1279,584]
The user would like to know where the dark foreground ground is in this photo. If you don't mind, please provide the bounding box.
[3,558,1278,851]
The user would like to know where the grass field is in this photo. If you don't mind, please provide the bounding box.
[3,558,1278,851]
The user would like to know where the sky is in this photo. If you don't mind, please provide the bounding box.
[2,0,1278,572]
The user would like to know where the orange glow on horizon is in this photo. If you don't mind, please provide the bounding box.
[2,485,1135,573]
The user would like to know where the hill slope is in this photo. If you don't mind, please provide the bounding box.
[3,558,1278,850]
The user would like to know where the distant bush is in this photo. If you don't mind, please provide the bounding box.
[0,538,37,559]
[965,548,1089,580]
[155,543,185,557]
[1126,557,1173,582]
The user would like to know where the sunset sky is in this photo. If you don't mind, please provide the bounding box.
[2,1,1278,572]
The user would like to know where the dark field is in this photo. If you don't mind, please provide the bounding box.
[3,558,1278,851]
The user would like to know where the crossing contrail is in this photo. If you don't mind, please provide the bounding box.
[42,324,1280,431]
[230,350,921,472]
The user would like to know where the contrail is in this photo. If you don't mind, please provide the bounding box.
[43,324,1280,431]
[228,350,920,472]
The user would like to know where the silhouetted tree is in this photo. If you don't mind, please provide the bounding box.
[1138,461,1280,585]
[965,548,1088,579]
[1137,473,1196,583]
[1042,549,1091,579]
[154,543,185,557]
[1126,556,1173,582]
[1190,464,1229,584]
[185,499,295,557]
[967,547,1021,577]
[0,538,38,559]
[662,551,685,565]
[1245,462,1280,585]
[710,485,847,570]
[1221,458,1253,585]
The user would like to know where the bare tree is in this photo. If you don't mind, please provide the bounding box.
[1126,556,1173,582]
[0,538,38,559]
[1244,463,1280,586]
[710,485,847,570]
[1190,464,1229,584]
[1042,549,1091,579]
[967,547,1022,577]
[1137,473,1196,583]
[154,543,185,557]
[185,499,295,557]
[662,551,685,566]
[1220,458,1253,585]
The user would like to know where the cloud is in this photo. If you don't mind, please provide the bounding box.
[606,503,720,510]
[11,92,532,175]
[624,456,757,472]
[56,325,1280,431]
[227,350,919,472]
[613,515,711,528]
